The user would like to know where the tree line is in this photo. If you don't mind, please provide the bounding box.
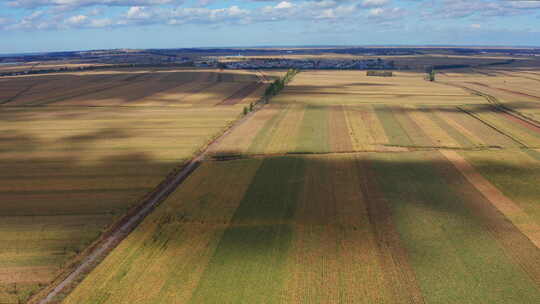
[264,69,299,100]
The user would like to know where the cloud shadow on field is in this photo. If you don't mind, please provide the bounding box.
[65,152,540,304]
[0,69,266,107]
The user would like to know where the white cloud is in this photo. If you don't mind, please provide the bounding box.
[126,6,150,19]
[275,1,293,9]
[425,0,540,19]
[8,0,181,9]
[361,0,389,8]
[66,14,87,24]
[89,17,112,27]
[368,7,406,22]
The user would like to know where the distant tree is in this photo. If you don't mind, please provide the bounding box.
[249,102,253,112]
[429,70,436,81]
[243,107,248,115]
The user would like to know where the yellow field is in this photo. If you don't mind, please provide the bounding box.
[0,68,270,303]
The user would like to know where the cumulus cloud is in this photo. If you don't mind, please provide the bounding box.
[12,0,538,32]
[126,6,151,19]
[425,0,540,19]
[275,1,293,9]
[65,14,87,24]
[361,0,389,8]
[368,7,406,22]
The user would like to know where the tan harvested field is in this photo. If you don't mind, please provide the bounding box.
[0,68,271,303]
[438,68,540,122]
[0,62,104,73]
[0,68,265,107]
[273,70,485,105]
[65,68,540,303]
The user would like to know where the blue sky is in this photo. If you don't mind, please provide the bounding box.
[1,0,539,53]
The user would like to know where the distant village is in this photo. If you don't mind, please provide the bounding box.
[196,58,396,70]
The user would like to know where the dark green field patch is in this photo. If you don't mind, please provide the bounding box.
[190,157,305,303]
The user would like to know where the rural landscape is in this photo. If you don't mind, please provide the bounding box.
[1,46,540,303]
[2,1,540,302]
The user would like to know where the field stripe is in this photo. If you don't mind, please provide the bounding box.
[209,106,281,156]
[423,107,475,148]
[328,105,353,152]
[343,106,372,151]
[357,154,426,304]
[283,155,395,303]
[295,106,330,153]
[393,106,433,147]
[266,105,305,153]
[189,157,305,303]
[437,150,540,287]
[361,105,392,149]
[374,105,413,147]
[464,106,539,147]
[441,150,540,249]
[407,106,460,148]
[449,108,520,148]
[247,106,289,154]
[434,108,487,147]
[370,151,540,303]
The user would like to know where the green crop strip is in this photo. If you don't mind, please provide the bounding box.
[423,107,476,148]
[247,106,290,154]
[295,106,330,153]
[463,150,540,226]
[374,105,413,147]
[370,152,540,304]
[190,156,305,303]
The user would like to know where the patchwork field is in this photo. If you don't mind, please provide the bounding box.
[0,68,270,303]
[63,69,540,303]
[210,103,528,156]
[64,152,540,304]
[438,69,540,122]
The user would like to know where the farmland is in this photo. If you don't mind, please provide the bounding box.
[438,68,540,122]
[64,69,540,303]
[64,152,540,303]
[0,68,269,303]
